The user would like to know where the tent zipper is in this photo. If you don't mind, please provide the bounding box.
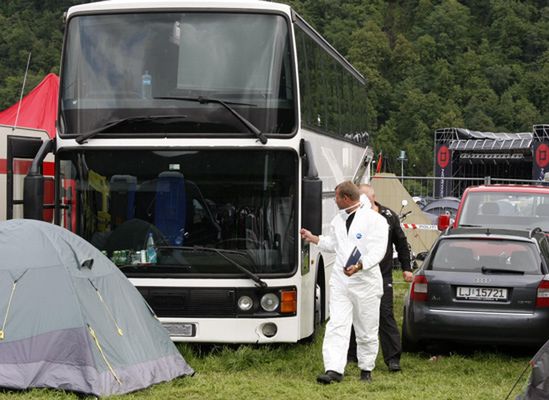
[0,282,17,340]
[87,324,122,384]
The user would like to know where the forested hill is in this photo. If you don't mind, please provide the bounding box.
[1,0,547,175]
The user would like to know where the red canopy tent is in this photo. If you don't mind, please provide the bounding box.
[0,73,59,138]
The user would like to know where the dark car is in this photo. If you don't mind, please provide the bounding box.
[422,197,460,224]
[402,227,549,350]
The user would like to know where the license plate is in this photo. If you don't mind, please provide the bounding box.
[456,286,508,301]
[162,322,196,337]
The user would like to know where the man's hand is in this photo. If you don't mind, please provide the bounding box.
[300,228,319,244]
[344,262,362,277]
[403,270,413,282]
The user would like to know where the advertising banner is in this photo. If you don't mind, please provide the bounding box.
[533,141,549,181]
[434,143,453,197]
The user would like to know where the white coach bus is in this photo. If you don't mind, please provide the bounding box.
[23,0,372,343]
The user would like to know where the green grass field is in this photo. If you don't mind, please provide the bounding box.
[3,275,535,400]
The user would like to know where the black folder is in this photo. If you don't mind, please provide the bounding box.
[344,246,362,270]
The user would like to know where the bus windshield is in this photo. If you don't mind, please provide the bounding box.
[58,149,297,276]
[60,12,295,136]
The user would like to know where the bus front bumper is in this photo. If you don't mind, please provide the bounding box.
[160,316,301,343]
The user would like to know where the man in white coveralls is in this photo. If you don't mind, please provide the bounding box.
[300,181,388,384]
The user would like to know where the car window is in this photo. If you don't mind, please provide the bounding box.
[459,191,549,231]
[429,238,541,274]
[538,237,549,272]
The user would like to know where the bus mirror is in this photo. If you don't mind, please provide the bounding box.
[23,139,53,221]
[302,178,322,235]
[300,139,318,179]
[24,174,45,220]
[437,213,450,231]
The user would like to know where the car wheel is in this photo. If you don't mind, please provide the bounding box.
[401,311,419,353]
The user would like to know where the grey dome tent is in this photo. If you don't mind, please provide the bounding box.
[516,339,549,400]
[0,219,193,397]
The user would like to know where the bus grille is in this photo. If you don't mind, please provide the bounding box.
[138,287,236,317]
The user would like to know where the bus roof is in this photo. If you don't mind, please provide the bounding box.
[67,0,292,17]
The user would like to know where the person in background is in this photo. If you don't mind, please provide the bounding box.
[300,181,388,384]
[347,184,414,372]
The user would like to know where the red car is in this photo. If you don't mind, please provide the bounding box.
[438,185,549,233]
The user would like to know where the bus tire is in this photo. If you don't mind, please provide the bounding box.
[301,283,322,343]
[313,283,322,328]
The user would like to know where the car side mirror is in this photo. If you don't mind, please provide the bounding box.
[416,252,428,261]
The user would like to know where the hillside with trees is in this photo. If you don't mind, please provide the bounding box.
[1,0,547,175]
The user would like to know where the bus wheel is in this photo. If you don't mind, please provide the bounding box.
[314,283,322,328]
[301,283,322,343]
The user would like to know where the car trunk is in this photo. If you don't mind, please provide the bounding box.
[425,237,545,313]
[425,270,541,313]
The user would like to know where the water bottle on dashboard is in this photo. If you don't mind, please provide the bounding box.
[142,70,152,99]
[146,232,157,264]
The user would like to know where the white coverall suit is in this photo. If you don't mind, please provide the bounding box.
[317,199,388,374]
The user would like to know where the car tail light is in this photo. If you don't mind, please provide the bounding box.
[437,213,450,231]
[410,275,428,302]
[536,275,549,308]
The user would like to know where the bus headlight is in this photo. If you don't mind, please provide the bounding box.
[260,293,279,312]
[237,295,253,311]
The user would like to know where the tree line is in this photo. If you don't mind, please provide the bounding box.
[1,0,547,176]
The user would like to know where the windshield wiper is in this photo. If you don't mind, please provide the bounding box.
[481,266,525,275]
[155,96,268,145]
[75,115,188,144]
[156,245,268,288]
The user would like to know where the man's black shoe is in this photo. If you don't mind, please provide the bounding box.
[360,370,372,382]
[317,370,343,384]
[388,360,401,372]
